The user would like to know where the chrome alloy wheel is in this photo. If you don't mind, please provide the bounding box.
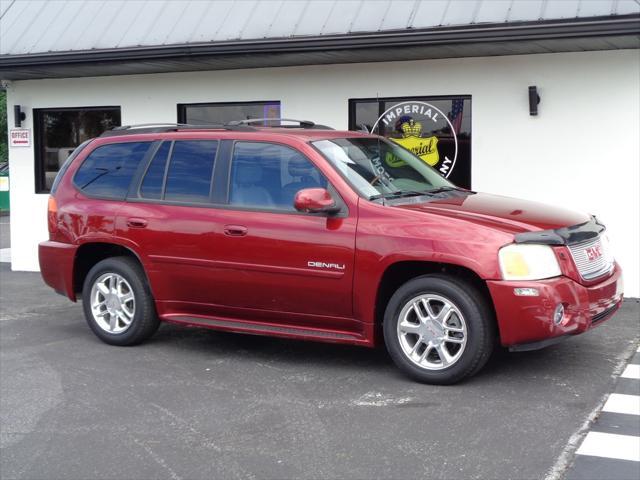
[90,273,136,334]
[397,294,467,370]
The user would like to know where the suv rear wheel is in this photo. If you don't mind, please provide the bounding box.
[82,257,159,346]
[383,274,495,384]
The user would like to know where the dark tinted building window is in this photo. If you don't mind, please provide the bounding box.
[164,141,218,203]
[140,141,171,199]
[349,96,472,188]
[34,107,121,193]
[229,142,326,211]
[177,101,280,125]
[74,142,151,199]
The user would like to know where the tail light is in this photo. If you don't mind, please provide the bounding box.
[47,196,58,235]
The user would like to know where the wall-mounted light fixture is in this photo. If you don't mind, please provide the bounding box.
[14,105,26,127]
[528,86,540,116]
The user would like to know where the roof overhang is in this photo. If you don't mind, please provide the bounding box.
[1,15,638,81]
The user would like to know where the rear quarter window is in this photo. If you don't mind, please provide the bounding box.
[50,139,93,194]
[74,142,152,199]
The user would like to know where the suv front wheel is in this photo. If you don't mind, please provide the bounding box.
[383,274,495,384]
[82,256,159,346]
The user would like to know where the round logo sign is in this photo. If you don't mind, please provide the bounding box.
[371,101,459,178]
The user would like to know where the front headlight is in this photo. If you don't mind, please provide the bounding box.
[498,244,561,281]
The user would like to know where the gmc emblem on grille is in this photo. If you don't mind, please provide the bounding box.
[585,245,603,261]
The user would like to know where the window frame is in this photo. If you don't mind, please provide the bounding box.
[348,95,472,188]
[163,139,220,204]
[177,101,281,125]
[224,140,348,217]
[126,138,347,217]
[34,106,121,194]
[348,95,471,131]
[130,139,222,206]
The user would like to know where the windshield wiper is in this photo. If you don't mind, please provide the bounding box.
[423,186,466,195]
[369,190,427,201]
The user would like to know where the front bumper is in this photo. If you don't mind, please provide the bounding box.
[487,263,623,348]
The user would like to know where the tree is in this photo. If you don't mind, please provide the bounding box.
[0,90,7,163]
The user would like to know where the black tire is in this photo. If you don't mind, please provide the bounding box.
[383,274,495,385]
[82,256,159,346]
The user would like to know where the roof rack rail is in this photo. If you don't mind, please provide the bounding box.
[110,123,184,131]
[99,123,256,137]
[99,118,334,137]
[227,118,334,130]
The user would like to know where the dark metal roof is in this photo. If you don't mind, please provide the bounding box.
[0,7,638,80]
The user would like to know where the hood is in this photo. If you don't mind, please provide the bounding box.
[392,192,590,235]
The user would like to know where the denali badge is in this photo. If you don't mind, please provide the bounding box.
[307,261,346,270]
[585,245,603,261]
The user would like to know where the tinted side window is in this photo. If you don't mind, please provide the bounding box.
[140,141,171,199]
[164,141,218,203]
[51,139,93,194]
[74,142,151,199]
[229,142,326,211]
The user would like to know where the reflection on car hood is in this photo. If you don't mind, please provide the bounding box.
[391,191,590,234]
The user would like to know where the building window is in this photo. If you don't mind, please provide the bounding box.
[177,101,281,125]
[34,107,121,193]
[349,96,471,189]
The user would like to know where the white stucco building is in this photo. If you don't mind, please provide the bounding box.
[1,0,639,296]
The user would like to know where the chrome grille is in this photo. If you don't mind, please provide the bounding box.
[568,236,613,280]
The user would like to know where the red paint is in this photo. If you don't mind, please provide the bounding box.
[39,128,624,349]
[294,188,338,213]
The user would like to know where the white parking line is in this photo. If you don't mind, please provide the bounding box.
[621,364,640,380]
[576,431,640,462]
[602,393,640,416]
[0,248,10,263]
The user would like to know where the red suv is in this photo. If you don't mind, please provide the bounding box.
[39,120,624,384]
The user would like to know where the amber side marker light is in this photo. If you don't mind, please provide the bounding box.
[47,196,58,233]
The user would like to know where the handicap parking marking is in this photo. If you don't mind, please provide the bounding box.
[602,393,640,416]
[575,431,640,462]
[621,364,640,380]
[564,345,640,479]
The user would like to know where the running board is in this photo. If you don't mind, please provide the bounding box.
[163,315,368,345]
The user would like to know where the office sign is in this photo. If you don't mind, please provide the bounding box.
[10,128,31,147]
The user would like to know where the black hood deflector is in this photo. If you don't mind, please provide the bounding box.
[514,216,605,246]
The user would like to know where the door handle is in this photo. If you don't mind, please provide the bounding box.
[224,225,248,237]
[127,218,148,228]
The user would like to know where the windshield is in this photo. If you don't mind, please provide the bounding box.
[312,137,455,200]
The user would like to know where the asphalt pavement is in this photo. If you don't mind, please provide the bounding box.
[0,214,9,250]
[0,262,639,480]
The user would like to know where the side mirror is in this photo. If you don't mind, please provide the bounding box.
[294,188,340,215]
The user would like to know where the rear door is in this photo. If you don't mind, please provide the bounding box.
[116,138,235,316]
